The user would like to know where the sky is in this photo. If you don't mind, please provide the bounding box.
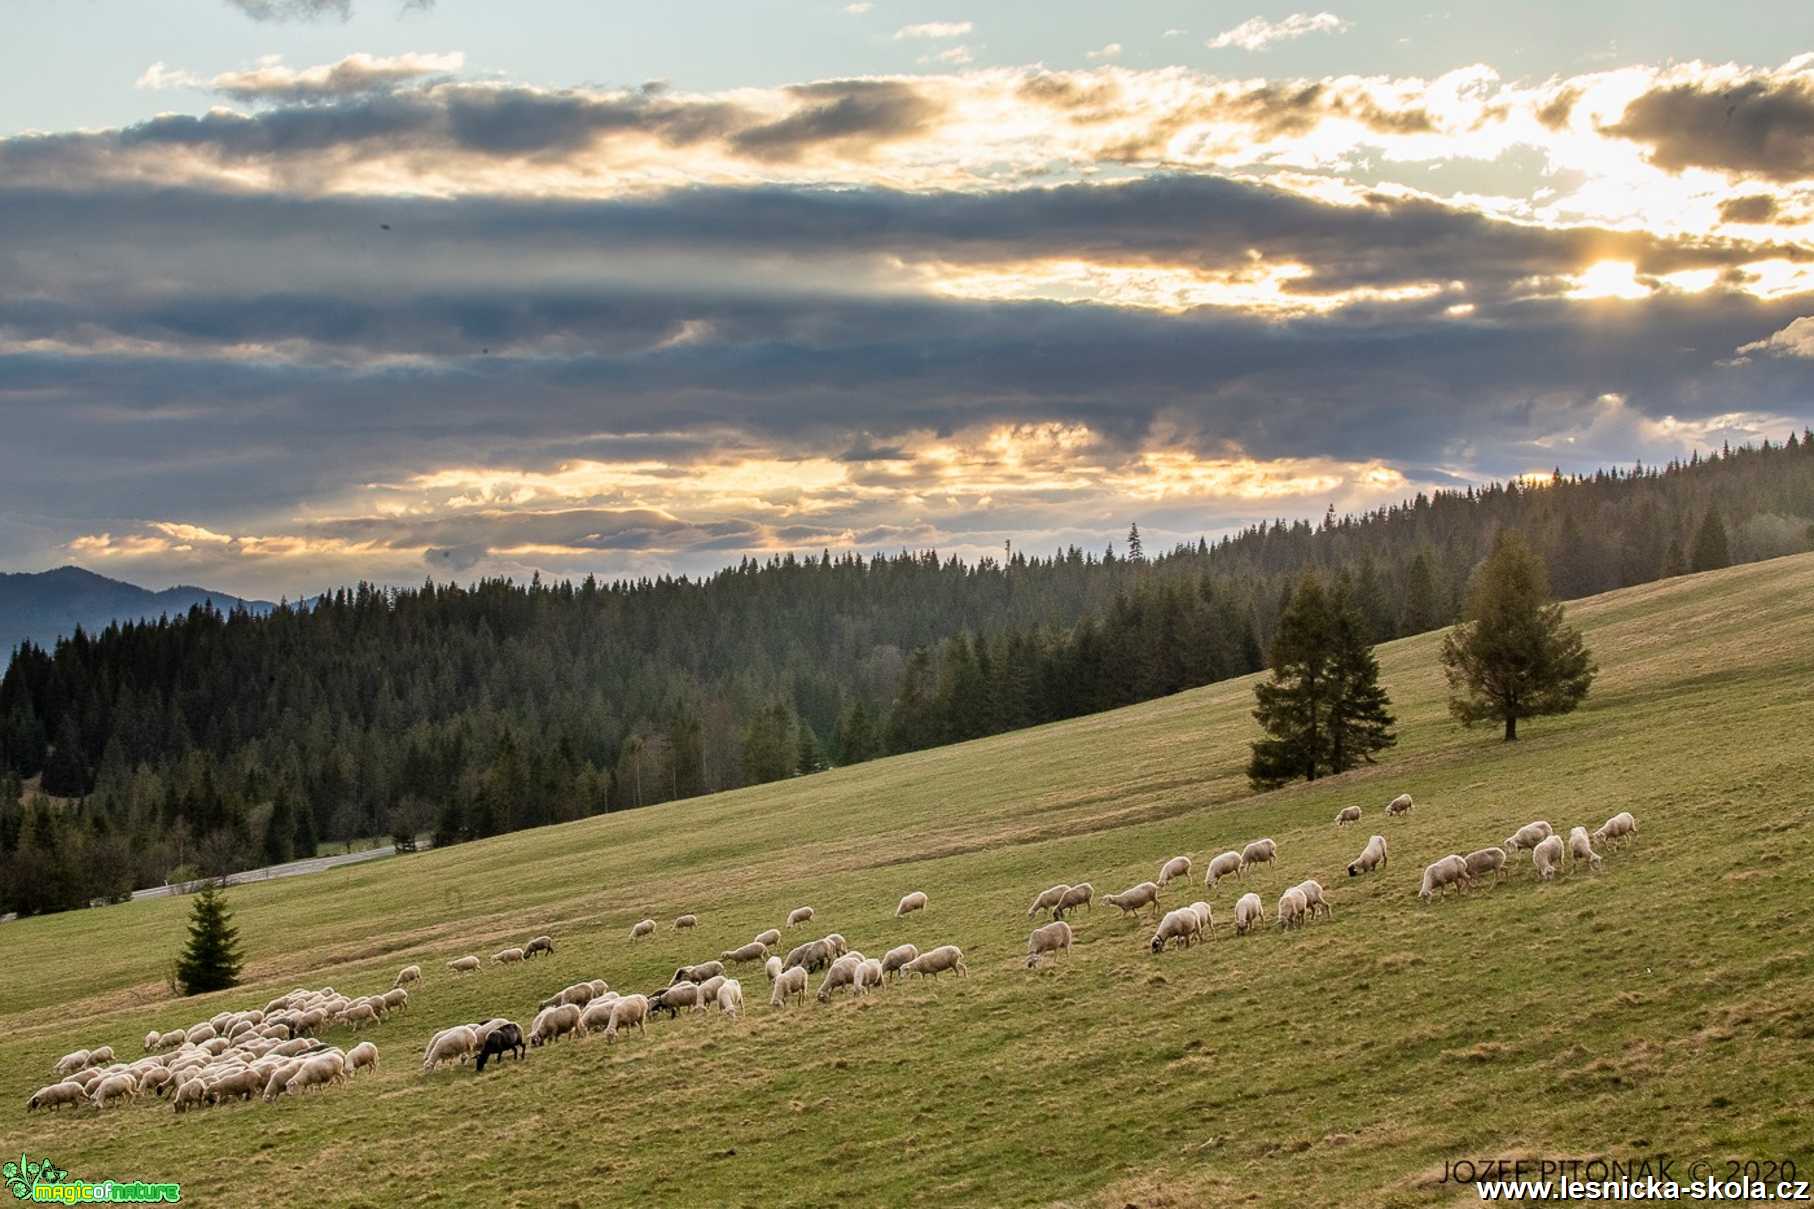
[4,1,1814,599]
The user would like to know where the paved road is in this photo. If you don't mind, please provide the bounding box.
[128,843,405,901]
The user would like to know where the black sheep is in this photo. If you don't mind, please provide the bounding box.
[474,1023,525,1072]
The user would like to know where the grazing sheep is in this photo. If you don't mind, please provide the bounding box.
[206,1068,263,1105]
[493,947,526,964]
[89,1045,116,1066]
[1530,833,1566,880]
[1293,880,1331,921]
[1025,921,1073,968]
[1418,854,1473,902]
[764,956,784,983]
[721,941,769,965]
[1504,820,1555,853]
[1027,884,1072,918]
[783,939,834,974]
[1104,881,1162,921]
[1463,846,1509,884]
[284,1053,346,1096]
[524,935,555,959]
[1335,805,1362,826]
[474,1023,525,1071]
[823,933,850,958]
[448,955,481,974]
[394,964,421,988]
[89,1073,139,1108]
[541,981,597,1010]
[137,1067,176,1097]
[652,983,705,1018]
[1205,850,1243,888]
[1384,793,1414,817]
[902,945,967,978]
[603,995,650,1042]
[696,975,728,1005]
[1157,855,1192,887]
[382,988,410,1012]
[1053,882,1094,919]
[1275,887,1309,931]
[1188,901,1214,932]
[579,998,620,1035]
[422,1025,478,1072]
[882,944,920,979]
[674,960,726,985]
[529,1004,582,1046]
[630,918,656,940]
[27,1081,87,1112]
[787,906,815,927]
[1568,826,1603,873]
[53,1050,92,1077]
[896,890,929,917]
[338,1003,378,1030]
[185,1023,218,1045]
[1593,811,1638,848]
[156,1031,187,1052]
[1239,838,1277,873]
[143,1030,161,1053]
[173,1078,210,1113]
[716,978,745,1018]
[770,965,810,1007]
[816,956,862,1002]
[1150,908,1203,952]
[347,1041,379,1076]
[1233,892,1265,935]
[851,960,885,997]
[675,914,698,930]
[753,928,782,948]
[1348,833,1390,877]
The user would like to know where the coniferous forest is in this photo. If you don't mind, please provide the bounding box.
[2,435,1811,914]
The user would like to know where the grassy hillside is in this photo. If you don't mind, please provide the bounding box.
[5,554,1813,1207]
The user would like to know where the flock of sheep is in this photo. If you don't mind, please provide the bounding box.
[25,789,1644,1121]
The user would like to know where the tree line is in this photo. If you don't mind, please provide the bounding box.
[2,432,1810,915]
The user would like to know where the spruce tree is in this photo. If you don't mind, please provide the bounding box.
[796,724,823,776]
[1126,523,1144,562]
[175,882,244,995]
[1248,575,1334,789]
[262,792,294,866]
[1402,550,1442,633]
[1690,506,1731,572]
[1440,529,1596,741]
[1324,575,1397,773]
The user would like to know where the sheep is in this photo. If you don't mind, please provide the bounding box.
[764,955,784,983]
[382,988,410,1013]
[675,914,698,930]
[347,1041,379,1076]
[1104,880,1162,921]
[136,1067,176,1097]
[1205,850,1243,888]
[716,978,745,1018]
[1188,901,1214,932]
[770,965,810,1007]
[603,995,650,1042]
[578,998,620,1035]
[493,947,526,964]
[448,955,481,974]
[783,939,834,974]
[787,906,815,927]
[523,934,555,959]
[1240,838,1278,873]
[1053,883,1094,919]
[1157,855,1192,887]
[696,974,728,1005]
[26,1081,87,1112]
[474,1023,525,1071]
[652,983,705,1018]
[541,982,598,1010]
[205,1068,263,1105]
[393,964,421,988]
[630,918,656,940]
[1463,846,1509,885]
[1335,805,1362,826]
[1276,887,1309,931]
[816,956,862,1002]
[674,960,725,985]
[53,1049,92,1077]
[1593,811,1638,848]
[173,1077,210,1113]
[753,928,782,948]
[1150,908,1203,952]
[89,1045,116,1066]
[1504,820,1555,853]
[143,1030,161,1053]
[284,1053,346,1096]
[1233,892,1265,935]
[896,890,929,917]
[338,1003,378,1030]
[882,943,920,979]
[903,945,968,978]
[422,1025,478,1072]
[852,960,885,997]
[1568,826,1603,873]
[185,1023,217,1044]
[1025,921,1073,968]
[529,1004,582,1046]
[823,933,850,958]
[1293,880,1331,921]
[1530,833,1566,880]
[721,941,769,965]
[155,1031,187,1052]
[1418,854,1473,902]
[1384,793,1414,817]
[1027,884,1071,918]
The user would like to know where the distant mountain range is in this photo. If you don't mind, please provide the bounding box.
[0,566,275,656]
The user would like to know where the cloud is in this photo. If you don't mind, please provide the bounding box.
[141,52,465,104]
[1605,70,1814,181]
[225,0,432,20]
[1718,194,1781,224]
[1086,44,1122,62]
[1207,12,1349,52]
[1734,315,1814,359]
[729,80,946,161]
[923,46,973,66]
[843,2,871,11]
[894,21,972,40]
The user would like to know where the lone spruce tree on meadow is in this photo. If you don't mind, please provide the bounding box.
[175,882,245,996]
[1440,529,1596,741]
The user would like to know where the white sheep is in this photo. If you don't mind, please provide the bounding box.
[721,941,769,965]
[143,1030,161,1053]
[1504,820,1555,853]
[1025,920,1073,967]
[764,955,784,983]
[53,1049,92,1077]
[422,1025,478,1072]
[716,978,745,1018]
[1188,901,1214,932]
[1053,883,1094,918]
[382,988,409,1012]
[1104,881,1162,921]
[1205,850,1243,888]
[1463,846,1508,884]
[493,946,526,964]
[1239,838,1277,873]
[393,964,421,988]
[1233,892,1265,935]
[1292,879,1331,921]
[1275,887,1308,931]
[1418,854,1472,902]
[1568,826,1603,873]
[284,1053,345,1095]
[338,1003,378,1030]
[823,933,850,958]
[629,918,656,940]
[578,997,621,1035]
[1347,833,1389,877]
[787,906,815,927]
[852,960,885,997]
[26,1081,87,1112]
[89,1073,139,1108]
[696,975,728,1005]
[1384,793,1414,817]
[1593,811,1638,847]
[1335,805,1362,826]
[347,1041,379,1076]
[896,890,929,917]
[603,995,649,1042]
[529,1004,582,1046]
[753,928,782,948]
[1027,884,1071,918]
[448,955,481,974]
[770,965,809,1007]
[675,914,698,930]
[675,960,726,984]
[1150,907,1203,951]
[655,982,706,1014]
[89,1045,116,1066]
[816,956,862,1001]
[903,945,968,978]
[1156,855,1192,887]
[173,1077,210,1113]
[882,943,920,979]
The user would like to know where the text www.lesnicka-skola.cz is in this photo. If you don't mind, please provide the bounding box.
[1440,1156,1807,1202]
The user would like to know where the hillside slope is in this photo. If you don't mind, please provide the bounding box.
[0,565,272,654]
[5,554,1813,1206]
